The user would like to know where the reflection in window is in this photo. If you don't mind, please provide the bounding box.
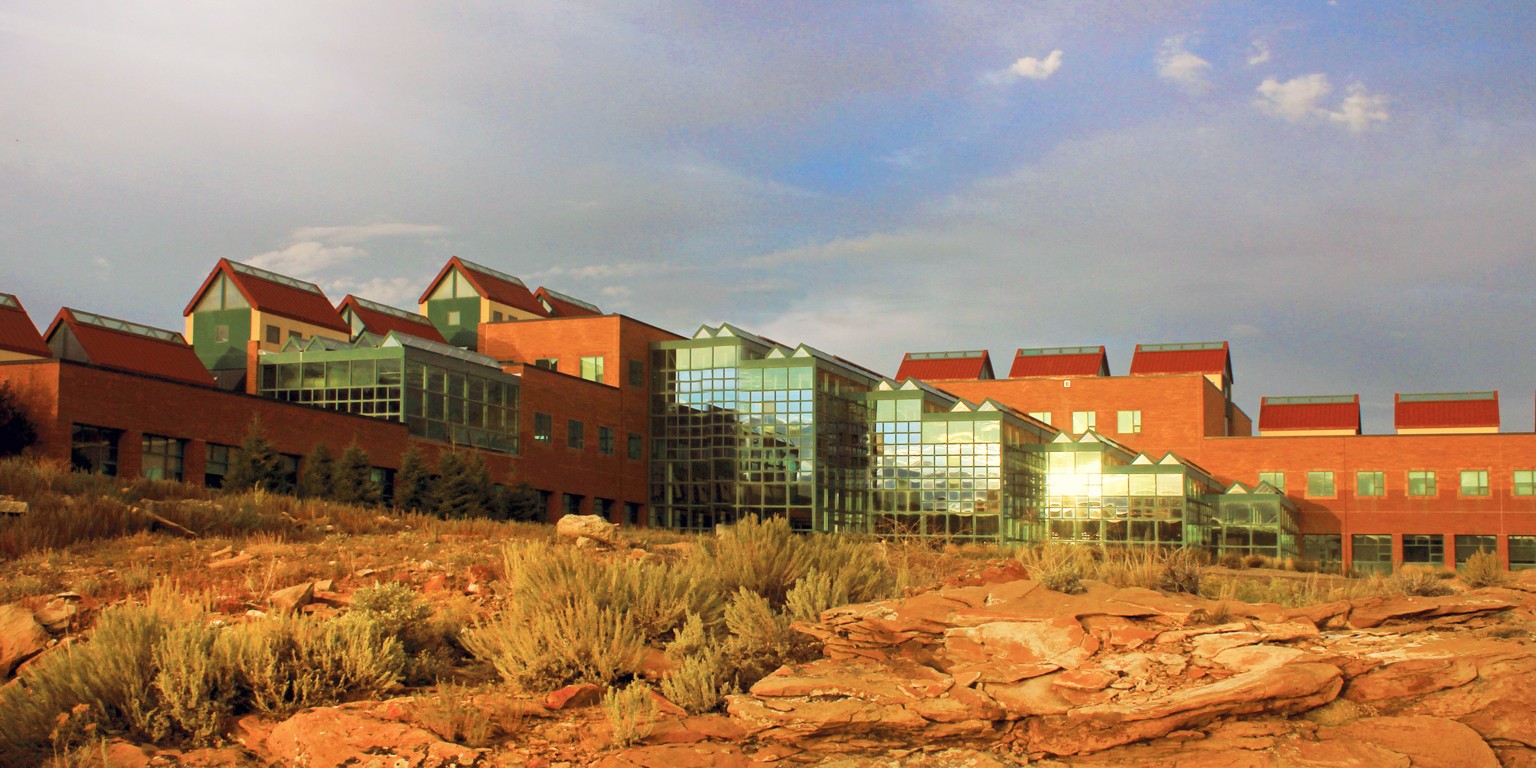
[141,434,185,481]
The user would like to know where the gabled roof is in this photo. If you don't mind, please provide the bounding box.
[1258,395,1361,434]
[1395,391,1499,431]
[183,259,349,333]
[896,350,994,381]
[1010,346,1109,378]
[1129,341,1232,382]
[534,287,602,318]
[418,257,548,317]
[336,295,446,343]
[46,308,214,387]
[0,293,51,358]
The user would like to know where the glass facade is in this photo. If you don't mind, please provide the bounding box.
[1213,484,1300,560]
[1352,534,1393,575]
[141,434,186,481]
[1040,433,1218,549]
[258,332,519,453]
[71,424,122,476]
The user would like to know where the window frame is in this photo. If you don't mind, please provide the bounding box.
[598,425,615,456]
[1460,469,1490,497]
[627,433,642,460]
[1356,470,1385,498]
[1306,470,1336,498]
[1515,470,1536,497]
[1258,471,1286,494]
[1071,411,1096,434]
[628,359,644,387]
[1407,470,1437,497]
[579,356,605,383]
[567,419,585,449]
[1117,409,1142,434]
[533,412,553,443]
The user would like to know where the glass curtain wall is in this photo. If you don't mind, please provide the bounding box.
[1213,484,1300,560]
[1040,434,1218,548]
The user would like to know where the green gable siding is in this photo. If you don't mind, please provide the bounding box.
[426,297,481,349]
[192,308,251,370]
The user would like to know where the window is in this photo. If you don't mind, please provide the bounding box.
[595,498,613,519]
[70,424,123,476]
[447,310,461,325]
[534,358,558,371]
[1356,471,1385,497]
[1306,471,1335,497]
[1461,470,1489,497]
[1516,470,1536,496]
[1258,472,1285,493]
[533,412,552,443]
[567,419,585,449]
[140,434,185,482]
[1402,534,1444,567]
[1352,534,1393,575]
[1408,470,1437,497]
[627,433,642,460]
[288,330,302,343]
[1456,535,1497,565]
[1071,411,1096,433]
[265,324,280,344]
[205,444,232,488]
[1511,536,1536,570]
[1027,412,1052,426]
[624,502,642,525]
[492,311,503,322]
[628,359,644,387]
[1302,534,1343,572]
[563,493,583,516]
[580,356,605,383]
[214,325,229,343]
[1117,410,1142,434]
[598,426,615,455]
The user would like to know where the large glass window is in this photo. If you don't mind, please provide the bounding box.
[599,426,615,456]
[1408,470,1437,497]
[1027,411,1052,426]
[1515,470,1536,496]
[568,419,585,449]
[1117,410,1142,434]
[1071,411,1096,433]
[534,413,552,443]
[1356,471,1385,497]
[71,424,123,476]
[205,444,233,488]
[1302,534,1343,572]
[1258,472,1285,493]
[1352,534,1393,575]
[1306,471,1335,497]
[1402,534,1444,567]
[1461,470,1489,497]
[140,434,186,482]
[580,356,605,382]
[1456,535,1497,565]
[1511,536,1536,570]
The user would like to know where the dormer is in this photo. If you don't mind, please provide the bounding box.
[183,259,350,381]
[1258,395,1361,436]
[337,295,446,343]
[1394,391,1499,434]
[418,257,548,349]
[0,293,51,362]
[895,350,994,381]
[1009,345,1109,378]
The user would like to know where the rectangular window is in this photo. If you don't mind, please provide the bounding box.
[533,412,552,443]
[628,359,644,387]
[594,497,613,520]
[563,493,583,516]
[1302,534,1343,572]
[447,310,461,325]
[205,444,232,488]
[1408,470,1437,497]
[70,424,123,476]
[1027,411,1052,426]
[1356,471,1385,497]
[567,419,585,449]
[1306,471,1335,497]
[1516,470,1536,496]
[1511,536,1536,570]
[580,356,605,383]
[598,426,615,455]
[265,324,280,344]
[1456,534,1497,565]
[288,330,302,343]
[1071,411,1096,433]
[1402,534,1444,567]
[492,311,503,322]
[1352,534,1393,575]
[140,434,186,482]
[535,358,558,371]
[1258,471,1285,493]
[624,502,642,526]
[1117,410,1142,434]
[627,433,642,460]
[1460,470,1489,497]
[214,325,229,343]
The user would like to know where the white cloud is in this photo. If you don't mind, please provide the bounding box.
[248,241,366,276]
[321,276,420,307]
[1246,39,1271,66]
[1001,50,1063,82]
[1156,36,1211,93]
[1255,74,1389,132]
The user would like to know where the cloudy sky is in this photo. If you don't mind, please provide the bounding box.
[3,2,1534,433]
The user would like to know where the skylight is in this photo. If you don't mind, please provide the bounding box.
[457,259,527,288]
[907,350,986,360]
[0,294,19,310]
[71,310,184,343]
[351,296,430,323]
[539,287,600,313]
[1017,345,1100,357]
[228,261,324,294]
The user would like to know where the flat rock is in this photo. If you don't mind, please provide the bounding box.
[556,514,620,547]
[0,603,49,678]
[266,705,481,768]
[268,582,314,615]
[592,742,754,768]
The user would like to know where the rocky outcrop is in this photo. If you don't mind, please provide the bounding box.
[0,602,51,679]
[555,514,620,548]
[266,704,482,767]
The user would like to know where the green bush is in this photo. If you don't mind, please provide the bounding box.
[1459,549,1508,589]
[604,682,658,747]
[702,516,895,610]
[393,446,433,513]
[296,443,334,499]
[660,614,733,715]
[464,599,646,691]
[330,445,382,507]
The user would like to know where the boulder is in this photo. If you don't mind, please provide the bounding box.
[266,705,481,768]
[544,683,603,710]
[0,603,49,678]
[556,514,620,547]
[268,582,314,615]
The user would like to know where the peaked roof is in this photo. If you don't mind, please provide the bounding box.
[0,293,51,358]
[534,287,602,318]
[1129,341,1232,382]
[1395,391,1499,431]
[336,295,446,343]
[1258,395,1361,434]
[1010,346,1109,378]
[183,259,349,333]
[896,350,994,381]
[46,308,214,387]
[418,257,548,317]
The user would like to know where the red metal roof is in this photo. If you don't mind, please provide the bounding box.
[895,351,993,381]
[417,257,549,317]
[0,294,51,358]
[534,287,602,318]
[336,295,446,343]
[1009,346,1108,377]
[1258,395,1360,433]
[1130,342,1231,381]
[183,259,349,333]
[46,308,214,387]
[1395,392,1499,430]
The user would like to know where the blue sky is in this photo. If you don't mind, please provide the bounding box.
[3,1,1534,433]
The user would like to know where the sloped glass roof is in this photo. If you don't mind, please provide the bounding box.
[71,309,183,343]
[228,260,324,294]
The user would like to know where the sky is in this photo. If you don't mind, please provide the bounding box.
[3,1,1534,434]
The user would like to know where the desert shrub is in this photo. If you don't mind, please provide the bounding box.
[226,613,405,716]
[464,599,646,691]
[1217,552,1245,570]
[721,588,816,689]
[1459,550,1507,589]
[412,685,498,747]
[1243,554,1270,569]
[703,516,895,609]
[1017,544,1092,594]
[1388,566,1454,597]
[784,568,859,622]
[351,582,458,684]
[151,621,235,745]
[1158,548,1204,594]
[604,682,658,748]
[660,614,734,715]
